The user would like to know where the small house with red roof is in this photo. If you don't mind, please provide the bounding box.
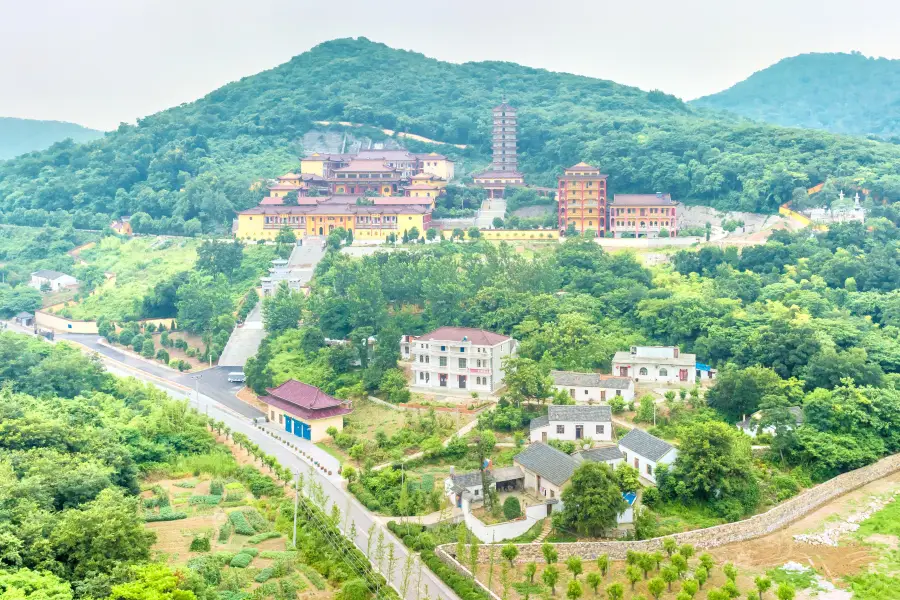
[261,379,352,442]
[400,327,517,393]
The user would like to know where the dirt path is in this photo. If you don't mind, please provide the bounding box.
[710,471,900,578]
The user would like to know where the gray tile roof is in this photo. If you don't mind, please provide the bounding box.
[450,471,482,490]
[618,429,675,462]
[450,467,524,492]
[548,405,612,422]
[577,446,624,464]
[551,371,632,390]
[513,442,579,486]
[31,269,71,280]
[529,415,550,431]
[491,466,524,483]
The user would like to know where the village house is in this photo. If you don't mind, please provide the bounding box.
[402,327,517,392]
[617,428,678,485]
[444,466,524,508]
[737,407,804,438]
[551,370,635,403]
[574,445,624,468]
[612,345,715,383]
[260,379,352,442]
[29,270,77,292]
[110,217,132,235]
[529,405,613,444]
[513,442,577,501]
[557,162,608,236]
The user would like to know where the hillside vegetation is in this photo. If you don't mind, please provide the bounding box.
[4,39,900,234]
[693,52,900,139]
[0,116,103,160]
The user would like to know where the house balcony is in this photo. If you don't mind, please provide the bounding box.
[355,223,398,230]
[264,222,305,229]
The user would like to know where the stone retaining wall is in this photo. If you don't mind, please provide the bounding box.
[438,451,900,565]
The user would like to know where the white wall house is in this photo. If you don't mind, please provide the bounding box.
[29,270,77,292]
[737,407,804,438]
[402,327,517,393]
[612,346,715,384]
[551,371,635,403]
[618,428,678,485]
[529,405,613,444]
[514,442,577,501]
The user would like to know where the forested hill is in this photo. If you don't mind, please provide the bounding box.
[693,52,900,138]
[0,117,103,160]
[5,38,900,234]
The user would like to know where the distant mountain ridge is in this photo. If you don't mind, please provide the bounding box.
[692,52,900,138]
[3,38,900,233]
[0,117,103,160]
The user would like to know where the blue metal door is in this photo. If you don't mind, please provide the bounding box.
[285,416,292,433]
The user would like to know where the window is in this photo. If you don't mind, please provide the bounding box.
[459,358,467,368]
[270,410,275,420]
[556,425,565,434]
[584,389,589,395]
[646,464,653,476]
[659,368,668,377]
[616,390,622,397]
[278,414,283,425]
[596,425,605,435]
[459,347,465,352]
[474,488,479,496]
[439,356,447,367]
[639,367,648,376]
[440,345,446,351]
[419,372,424,381]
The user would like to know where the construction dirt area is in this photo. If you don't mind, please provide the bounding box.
[711,471,900,588]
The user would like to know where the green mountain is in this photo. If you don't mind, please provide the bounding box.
[3,38,900,233]
[0,117,103,160]
[693,52,900,138]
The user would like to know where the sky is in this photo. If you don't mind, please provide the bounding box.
[3,0,900,131]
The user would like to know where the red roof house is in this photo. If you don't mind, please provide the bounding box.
[260,379,352,441]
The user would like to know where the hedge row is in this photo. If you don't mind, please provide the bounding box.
[248,531,282,544]
[229,552,254,568]
[144,508,188,522]
[189,495,223,506]
[228,511,255,535]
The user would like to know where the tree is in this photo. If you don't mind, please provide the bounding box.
[556,463,626,538]
[196,239,244,279]
[502,357,553,406]
[754,576,772,600]
[695,567,708,589]
[274,227,297,257]
[50,488,156,579]
[0,568,72,600]
[525,562,537,584]
[604,583,623,600]
[705,365,792,422]
[470,429,497,511]
[699,553,714,574]
[426,228,438,241]
[661,567,678,591]
[596,554,608,577]
[175,273,232,335]
[682,579,699,597]
[648,578,665,600]
[625,566,641,590]
[542,543,558,564]
[662,537,677,557]
[501,544,518,566]
[467,227,481,239]
[141,338,155,358]
[566,580,583,600]
[492,217,504,229]
[670,554,687,579]
[542,565,559,595]
[336,579,371,600]
[586,573,601,596]
[262,282,304,336]
[380,369,410,403]
[678,544,695,560]
[723,563,738,582]
[566,556,583,580]
[503,496,522,520]
[613,463,640,493]
[776,584,795,600]
[106,564,197,600]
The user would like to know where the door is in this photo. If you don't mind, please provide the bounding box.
[536,475,542,493]
[546,502,553,517]
[542,432,548,443]
[619,367,629,377]
[318,227,323,235]
[575,425,584,440]
[458,375,467,389]
[439,374,447,387]
[634,458,639,469]
[679,369,688,381]
[601,390,606,401]
[285,416,292,434]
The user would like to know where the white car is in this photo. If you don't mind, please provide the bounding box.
[227,372,246,383]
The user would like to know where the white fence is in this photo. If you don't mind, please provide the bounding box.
[463,501,556,543]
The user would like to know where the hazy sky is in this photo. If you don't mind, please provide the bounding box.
[3,0,900,131]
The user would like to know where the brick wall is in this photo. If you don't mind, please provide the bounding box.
[439,451,900,565]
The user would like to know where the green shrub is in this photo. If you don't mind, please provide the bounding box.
[210,480,224,495]
[228,510,256,535]
[225,482,244,490]
[190,536,211,552]
[298,565,326,590]
[243,508,269,532]
[248,531,282,544]
[189,495,223,506]
[144,508,188,522]
[224,491,245,502]
[503,497,522,520]
[229,552,254,568]
[254,568,275,583]
[239,547,260,557]
[218,522,233,543]
[173,481,197,488]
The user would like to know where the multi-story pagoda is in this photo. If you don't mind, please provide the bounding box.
[473,100,525,198]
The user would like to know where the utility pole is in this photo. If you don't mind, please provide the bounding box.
[293,469,300,547]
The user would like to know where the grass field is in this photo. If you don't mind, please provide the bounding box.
[64,236,198,320]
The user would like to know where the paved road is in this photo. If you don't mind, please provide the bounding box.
[41,330,458,600]
[475,197,506,229]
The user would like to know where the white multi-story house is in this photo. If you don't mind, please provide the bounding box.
[612,346,715,383]
[529,405,613,444]
[402,327,516,392]
[551,371,635,403]
[617,428,678,485]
